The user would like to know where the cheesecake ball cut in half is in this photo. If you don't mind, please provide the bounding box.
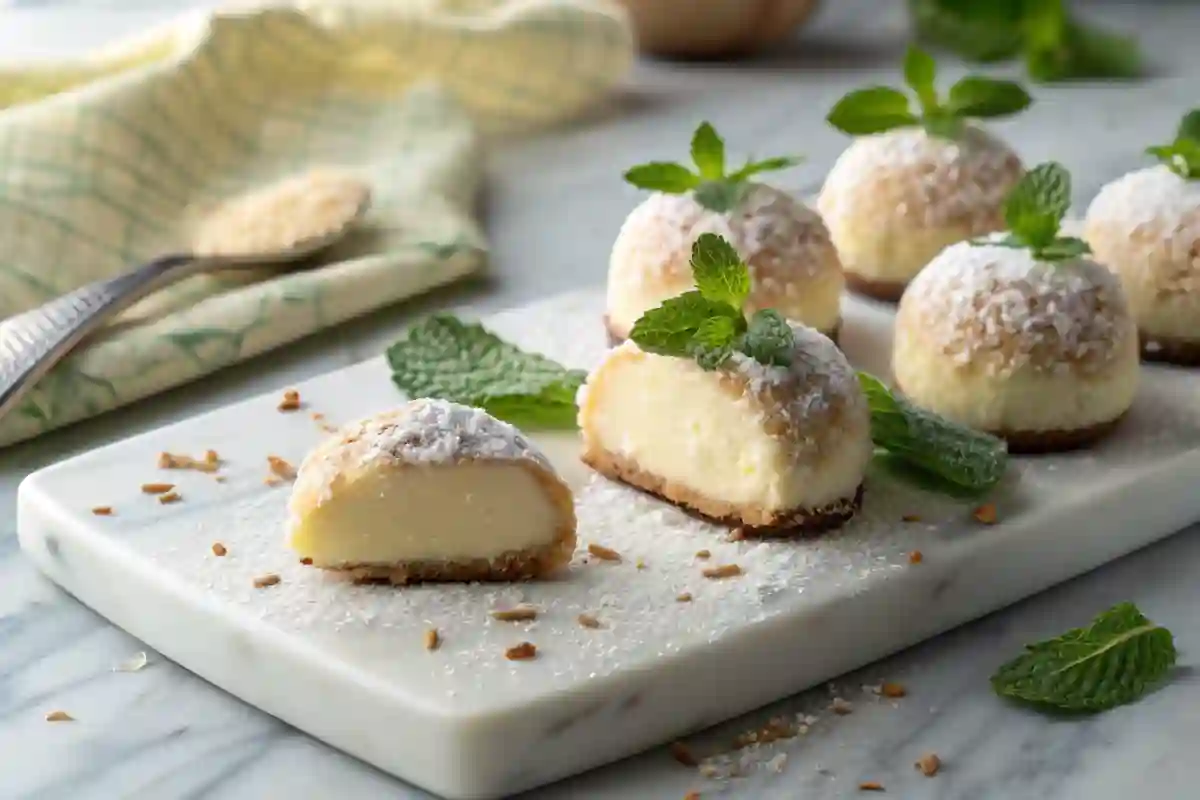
[578,325,873,535]
[893,239,1140,452]
[818,126,1024,302]
[606,184,845,345]
[287,399,577,585]
[1085,165,1200,365]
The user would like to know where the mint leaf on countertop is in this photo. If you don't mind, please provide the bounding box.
[981,161,1090,261]
[386,315,586,430]
[1146,109,1200,181]
[991,602,1177,713]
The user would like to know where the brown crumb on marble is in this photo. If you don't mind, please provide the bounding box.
[214,475,228,483]
[205,450,219,465]
[490,604,539,622]
[577,613,603,629]
[915,753,941,777]
[45,710,74,722]
[311,411,325,420]
[881,682,907,698]
[158,452,220,473]
[587,543,622,562]
[278,389,302,412]
[267,455,297,481]
[695,549,711,560]
[636,558,647,570]
[702,564,742,580]
[729,526,748,541]
[157,491,182,505]
[831,697,854,715]
[211,542,227,557]
[424,628,441,651]
[676,592,693,603]
[909,550,924,565]
[505,642,537,661]
[141,483,175,495]
[91,506,114,516]
[902,513,921,523]
[670,741,698,767]
[972,503,997,525]
[733,716,798,749]
[683,793,701,800]
[253,573,281,589]
[300,557,313,566]
[859,781,885,792]
[264,476,284,487]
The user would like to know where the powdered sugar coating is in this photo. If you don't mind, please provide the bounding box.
[898,238,1134,375]
[817,125,1023,230]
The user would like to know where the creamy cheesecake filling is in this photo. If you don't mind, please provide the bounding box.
[829,219,985,284]
[580,353,868,512]
[289,462,563,567]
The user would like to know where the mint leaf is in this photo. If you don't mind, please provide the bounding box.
[691,122,726,181]
[858,372,1008,493]
[946,76,1032,119]
[991,602,1177,713]
[1002,162,1071,249]
[909,0,1025,63]
[1026,12,1142,82]
[629,291,743,361]
[692,316,740,370]
[1033,236,1091,262]
[1179,110,1200,143]
[386,315,586,430]
[826,87,918,136]
[1146,114,1200,180]
[728,155,805,182]
[904,45,939,113]
[692,180,746,213]
[738,310,794,368]
[624,162,699,193]
[690,233,750,309]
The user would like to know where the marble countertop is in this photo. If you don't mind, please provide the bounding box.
[3,2,1200,798]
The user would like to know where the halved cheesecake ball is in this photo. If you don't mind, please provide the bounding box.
[892,239,1140,452]
[577,324,872,535]
[818,126,1024,302]
[1084,164,1200,365]
[606,183,845,345]
[288,399,577,584]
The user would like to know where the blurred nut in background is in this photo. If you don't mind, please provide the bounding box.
[616,0,822,59]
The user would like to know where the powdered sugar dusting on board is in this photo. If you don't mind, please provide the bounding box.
[899,239,1134,375]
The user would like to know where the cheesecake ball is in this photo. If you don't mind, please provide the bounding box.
[578,323,873,535]
[606,183,845,344]
[1084,165,1200,365]
[818,125,1024,302]
[892,239,1140,452]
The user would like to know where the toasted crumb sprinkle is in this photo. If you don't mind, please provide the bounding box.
[695,549,711,560]
[205,450,219,464]
[158,452,219,473]
[915,753,941,777]
[278,389,302,411]
[670,741,698,767]
[267,455,297,481]
[908,550,924,565]
[490,604,539,622]
[831,697,854,715]
[973,503,998,525]
[859,781,885,792]
[577,613,603,629]
[211,542,227,557]
[91,506,114,516]
[676,592,693,603]
[702,563,742,580]
[300,557,313,566]
[505,642,537,661]
[728,526,748,541]
[253,573,281,589]
[424,628,441,651]
[311,411,325,420]
[881,682,907,698]
[214,475,228,483]
[636,558,647,570]
[264,476,284,487]
[587,543,622,562]
[683,792,701,800]
[902,513,921,523]
[157,491,182,505]
[45,710,74,722]
[141,482,174,495]
[733,716,798,749]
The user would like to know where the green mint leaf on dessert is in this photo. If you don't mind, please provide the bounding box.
[1146,111,1200,180]
[1000,161,1071,250]
[908,0,1025,64]
[386,315,586,429]
[858,372,1008,493]
[738,310,794,368]
[691,232,751,309]
[903,45,939,113]
[1179,110,1200,143]
[826,87,918,136]
[1033,236,1091,262]
[990,602,1177,713]
[692,180,746,214]
[728,155,805,182]
[691,316,741,370]
[691,122,726,181]
[623,162,700,193]
[629,291,745,367]
[945,76,1032,119]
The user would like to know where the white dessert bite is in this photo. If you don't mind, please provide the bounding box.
[287,398,577,584]
[818,47,1029,302]
[1084,109,1200,365]
[893,163,1140,452]
[608,122,844,344]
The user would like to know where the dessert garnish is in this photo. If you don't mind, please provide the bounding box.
[1145,109,1200,180]
[976,160,1090,260]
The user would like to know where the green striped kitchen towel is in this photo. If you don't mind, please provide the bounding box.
[0,0,633,447]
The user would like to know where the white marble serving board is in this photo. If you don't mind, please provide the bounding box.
[17,287,1200,800]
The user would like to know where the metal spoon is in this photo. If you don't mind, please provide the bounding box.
[0,170,371,422]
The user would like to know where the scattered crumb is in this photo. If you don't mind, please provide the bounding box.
[729,526,747,541]
[831,697,854,715]
[766,753,788,773]
[636,558,647,570]
[915,753,941,777]
[683,793,701,800]
[278,389,302,412]
[676,592,693,603]
[698,763,721,779]
[702,564,742,580]
[45,711,73,722]
[670,741,698,767]
[733,716,798,749]
[311,411,324,420]
[211,542,228,557]
[490,604,539,622]
[505,642,537,661]
[91,506,114,516]
[902,513,921,523]
[300,557,313,566]
[157,491,182,505]
[141,482,174,495]
[267,455,297,481]
[859,781,885,792]
[695,549,711,560]
[577,613,603,629]
[214,475,228,483]
[253,573,281,589]
[587,543,622,562]
[424,628,441,651]
[264,476,284,487]
[113,652,149,672]
[881,682,907,698]
[972,503,998,525]
[205,450,219,465]
[158,451,220,473]
[908,550,924,565]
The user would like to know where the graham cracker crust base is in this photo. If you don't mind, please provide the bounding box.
[581,445,862,536]
[844,271,908,303]
[1140,331,1200,367]
[990,413,1127,455]
[603,316,843,350]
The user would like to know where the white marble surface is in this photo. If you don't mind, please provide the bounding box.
[3,2,1200,799]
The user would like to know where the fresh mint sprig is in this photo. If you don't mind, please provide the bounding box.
[826,45,1031,139]
[1145,109,1200,180]
[979,161,1090,261]
[623,122,803,213]
[991,602,1177,713]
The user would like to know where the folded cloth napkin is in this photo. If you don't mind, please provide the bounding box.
[0,0,633,447]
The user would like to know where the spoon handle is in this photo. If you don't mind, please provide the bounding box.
[0,254,200,423]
